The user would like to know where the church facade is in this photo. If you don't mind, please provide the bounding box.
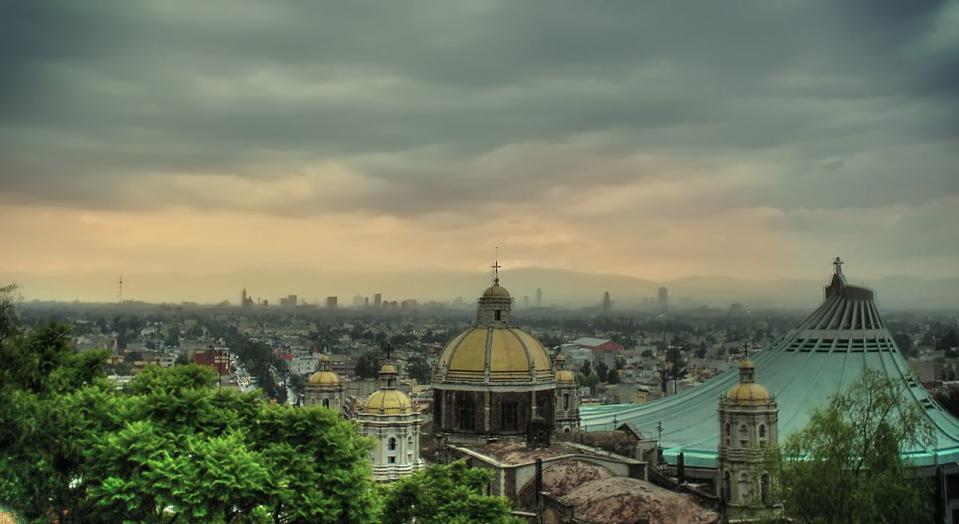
[433,267,578,444]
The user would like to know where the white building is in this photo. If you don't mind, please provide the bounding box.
[357,362,424,482]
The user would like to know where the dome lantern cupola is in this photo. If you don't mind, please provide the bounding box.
[477,258,512,326]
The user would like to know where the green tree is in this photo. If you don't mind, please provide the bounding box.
[355,351,380,379]
[0,298,381,523]
[774,369,933,523]
[288,373,308,404]
[893,331,915,358]
[607,368,620,385]
[596,360,609,382]
[382,461,520,524]
[406,354,433,384]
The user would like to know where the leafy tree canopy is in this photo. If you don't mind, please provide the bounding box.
[774,369,933,523]
[0,295,381,523]
[382,461,520,524]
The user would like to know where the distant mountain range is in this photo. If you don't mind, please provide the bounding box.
[3,267,958,310]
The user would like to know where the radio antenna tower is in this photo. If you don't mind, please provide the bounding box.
[117,275,123,304]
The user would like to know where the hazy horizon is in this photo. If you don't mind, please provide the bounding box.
[6,264,959,310]
[2,2,957,299]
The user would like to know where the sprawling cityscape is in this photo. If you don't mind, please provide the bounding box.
[2,1,957,523]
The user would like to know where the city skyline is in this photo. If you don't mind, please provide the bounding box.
[2,2,958,297]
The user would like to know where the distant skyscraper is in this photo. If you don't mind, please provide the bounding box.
[241,288,248,307]
[658,287,668,313]
[602,291,612,314]
[364,296,370,307]
[523,295,530,309]
[280,294,298,308]
[326,296,338,309]
[536,288,543,307]
[374,293,382,309]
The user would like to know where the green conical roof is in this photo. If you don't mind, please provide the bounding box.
[581,261,959,469]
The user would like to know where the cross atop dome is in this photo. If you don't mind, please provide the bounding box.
[833,256,844,276]
[491,247,502,286]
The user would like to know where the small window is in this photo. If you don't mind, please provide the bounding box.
[723,472,731,502]
[388,456,396,464]
[761,473,771,505]
[501,402,518,431]
[564,427,571,433]
[725,423,730,436]
[322,398,330,408]
[563,393,570,411]
[759,424,766,438]
[456,394,476,431]
[494,310,502,321]
[388,437,397,451]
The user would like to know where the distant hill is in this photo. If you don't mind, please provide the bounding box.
[2,267,957,310]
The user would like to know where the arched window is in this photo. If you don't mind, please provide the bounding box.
[388,437,397,451]
[739,424,749,447]
[563,393,570,411]
[501,402,519,431]
[761,473,771,505]
[495,310,501,321]
[322,398,330,408]
[738,472,750,500]
[725,423,730,436]
[456,394,475,431]
[564,427,571,433]
[723,472,731,502]
[759,424,766,438]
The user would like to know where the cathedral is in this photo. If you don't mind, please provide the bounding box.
[433,265,579,444]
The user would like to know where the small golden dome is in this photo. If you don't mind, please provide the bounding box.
[740,358,755,369]
[482,284,511,299]
[555,369,576,384]
[379,363,398,374]
[725,382,771,404]
[364,389,413,415]
[308,370,340,386]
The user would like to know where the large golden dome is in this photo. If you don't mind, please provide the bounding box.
[436,326,553,384]
[364,389,414,415]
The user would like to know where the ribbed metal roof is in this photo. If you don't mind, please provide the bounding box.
[580,261,959,469]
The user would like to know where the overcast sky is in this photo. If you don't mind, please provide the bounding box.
[2,0,957,295]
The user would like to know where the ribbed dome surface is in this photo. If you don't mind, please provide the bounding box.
[308,370,340,385]
[555,369,576,384]
[726,383,771,404]
[482,284,511,298]
[435,326,553,384]
[364,389,413,415]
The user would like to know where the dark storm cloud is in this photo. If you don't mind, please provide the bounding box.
[0,0,957,217]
